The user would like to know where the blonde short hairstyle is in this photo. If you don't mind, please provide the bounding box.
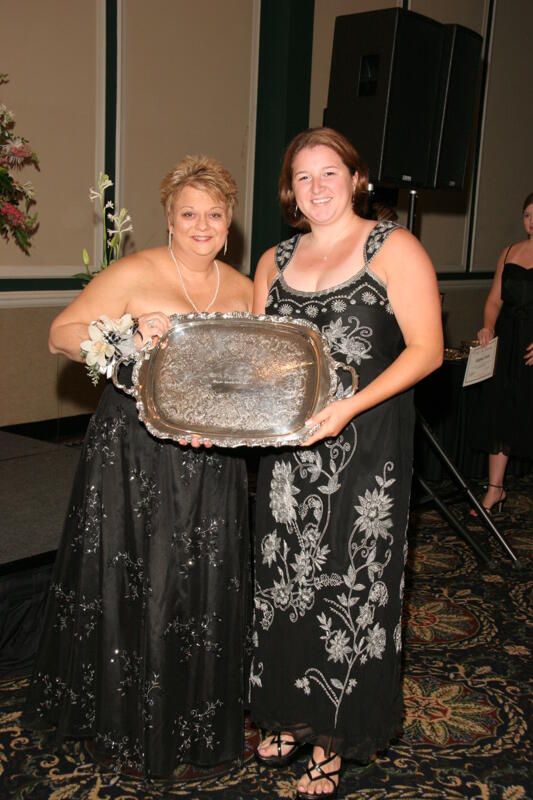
[160,155,238,225]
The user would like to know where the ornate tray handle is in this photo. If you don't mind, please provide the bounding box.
[111,339,153,396]
[334,362,359,398]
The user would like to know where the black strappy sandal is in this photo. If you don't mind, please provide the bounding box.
[296,752,342,799]
[469,483,507,518]
[254,731,302,766]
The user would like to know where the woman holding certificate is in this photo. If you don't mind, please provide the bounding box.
[470,192,533,515]
[249,127,443,799]
[24,155,253,777]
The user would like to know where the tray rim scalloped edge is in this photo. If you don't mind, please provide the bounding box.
[130,311,341,448]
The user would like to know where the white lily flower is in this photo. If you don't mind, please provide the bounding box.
[82,337,116,371]
[97,313,134,336]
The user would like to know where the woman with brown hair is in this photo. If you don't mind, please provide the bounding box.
[249,127,442,798]
[24,155,253,777]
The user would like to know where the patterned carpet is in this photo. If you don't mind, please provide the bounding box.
[1,475,531,799]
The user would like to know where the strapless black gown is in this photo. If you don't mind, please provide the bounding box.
[249,222,415,760]
[469,263,533,458]
[23,366,250,777]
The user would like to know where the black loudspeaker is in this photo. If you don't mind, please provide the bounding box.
[323,9,482,190]
[429,24,482,188]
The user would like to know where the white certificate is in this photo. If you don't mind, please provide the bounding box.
[462,337,498,387]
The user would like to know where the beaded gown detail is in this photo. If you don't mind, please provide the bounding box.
[249,221,415,760]
[24,366,250,777]
[469,262,533,458]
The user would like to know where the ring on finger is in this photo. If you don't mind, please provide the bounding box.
[147,319,156,328]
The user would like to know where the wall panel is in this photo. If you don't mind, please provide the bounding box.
[0,0,99,276]
[472,0,533,270]
[0,305,102,426]
[120,0,255,269]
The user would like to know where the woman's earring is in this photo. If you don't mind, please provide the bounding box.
[224,237,228,256]
[168,229,172,249]
[293,203,299,218]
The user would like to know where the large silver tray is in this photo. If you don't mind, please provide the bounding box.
[112,312,358,447]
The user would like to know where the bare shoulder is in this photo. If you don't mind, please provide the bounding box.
[383,225,426,255]
[113,246,166,275]
[502,239,532,263]
[219,262,254,310]
[220,262,253,286]
[255,244,278,283]
[377,225,434,275]
[88,246,163,282]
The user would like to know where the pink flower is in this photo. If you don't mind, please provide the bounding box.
[9,144,32,159]
[1,202,25,228]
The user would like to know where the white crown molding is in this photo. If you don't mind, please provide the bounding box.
[0,290,80,308]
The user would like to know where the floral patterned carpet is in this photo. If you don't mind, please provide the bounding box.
[1,475,531,799]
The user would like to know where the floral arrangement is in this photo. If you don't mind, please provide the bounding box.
[80,314,139,385]
[74,172,133,285]
[0,74,39,253]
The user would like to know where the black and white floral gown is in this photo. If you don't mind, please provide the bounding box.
[249,221,414,760]
[24,364,249,777]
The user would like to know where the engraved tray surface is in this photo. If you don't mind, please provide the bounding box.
[129,312,351,447]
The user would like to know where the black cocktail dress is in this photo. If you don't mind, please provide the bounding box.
[469,260,533,457]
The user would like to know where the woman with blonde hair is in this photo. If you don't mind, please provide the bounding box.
[24,155,253,777]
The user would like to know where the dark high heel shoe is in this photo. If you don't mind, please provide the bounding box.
[254,731,302,766]
[469,483,507,518]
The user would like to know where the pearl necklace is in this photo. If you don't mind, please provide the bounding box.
[168,244,220,313]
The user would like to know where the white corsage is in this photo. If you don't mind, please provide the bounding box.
[80,313,139,385]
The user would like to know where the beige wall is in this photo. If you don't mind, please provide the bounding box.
[472,0,533,270]
[0,0,98,276]
[120,0,255,265]
[0,305,103,426]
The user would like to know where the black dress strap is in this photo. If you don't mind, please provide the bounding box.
[364,220,400,267]
[503,244,513,264]
[274,235,300,273]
